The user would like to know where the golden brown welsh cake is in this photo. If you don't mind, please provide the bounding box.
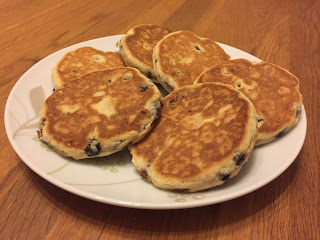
[38,67,161,160]
[117,24,171,81]
[130,83,258,192]
[195,59,302,145]
[153,30,230,92]
[52,47,126,88]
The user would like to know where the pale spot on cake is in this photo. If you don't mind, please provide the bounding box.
[250,69,260,78]
[71,62,83,67]
[91,54,106,62]
[57,103,81,115]
[128,113,137,123]
[181,113,217,130]
[106,125,117,130]
[93,91,105,97]
[54,121,71,134]
[277,86,291,95]
[248,91,258,100]
[218,104,232,116]
[221,68,232,76]
[90,96,116,118]
[143,43,152,50]
[179,57,193,64]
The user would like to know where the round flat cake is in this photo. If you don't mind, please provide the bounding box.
[130,82,258,192]
[195,59,302,145]
[38,67,161,159]
[117,24,172,81]
[153,30,230,92]
[52,47,126,88]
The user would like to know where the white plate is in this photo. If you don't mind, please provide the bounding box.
[4,35,307,209]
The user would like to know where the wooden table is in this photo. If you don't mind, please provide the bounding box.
[1,0,319,239]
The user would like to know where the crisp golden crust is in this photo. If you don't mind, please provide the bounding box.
[40,67,161,159]
[118,24,171,80]
[153,31,230,92]
[52,47,126,88]
[195,59,302,145]
[131,83,258,192]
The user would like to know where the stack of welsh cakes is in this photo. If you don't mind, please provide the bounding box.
[38,24,302,192]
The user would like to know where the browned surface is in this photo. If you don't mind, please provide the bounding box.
[0,0,319,239]
[55,47,125,86]
[155,30,230,89]
[196,59,302,143]
[132,83,252,180]
[122,24,171,66]
[44,68,156,149]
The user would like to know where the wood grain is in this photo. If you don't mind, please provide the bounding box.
[0,0,319,239]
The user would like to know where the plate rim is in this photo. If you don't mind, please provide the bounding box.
[4,35,307,209]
